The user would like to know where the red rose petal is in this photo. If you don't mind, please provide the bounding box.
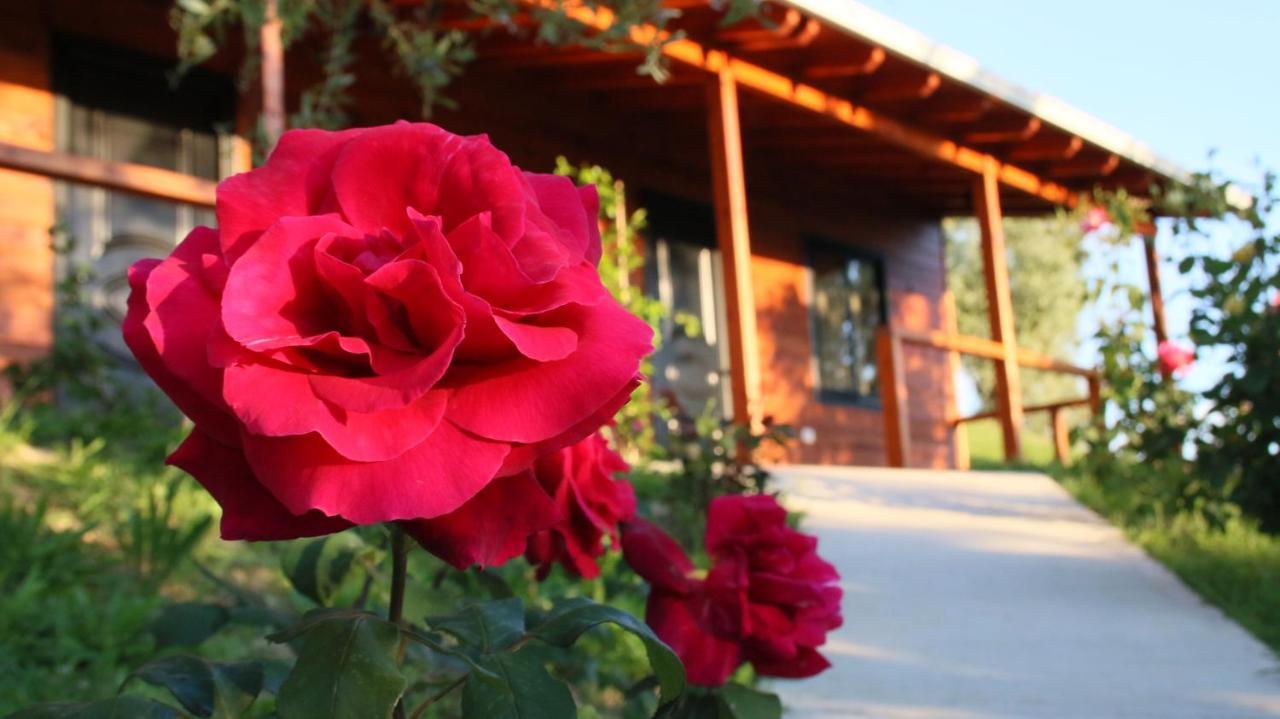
[401,470,558,569]
[168,429,352,541]
[646,592,742,687]
[446,300,652,443]
[620,518,695,593]
[217,127,363,262]
[241,419,509,524]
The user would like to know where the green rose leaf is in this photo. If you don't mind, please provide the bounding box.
[529,597,686,704]
[715,684,782,719]
[272,612,407,719]
[150,602,231,648]
[281,532,366,606]
[460,649,575,719]
[430,597,526,653]
[127,655,263,719]
[653,691,720,719]
[7,697,182,719]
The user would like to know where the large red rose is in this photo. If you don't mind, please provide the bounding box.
[621,495,842,686]
[524,432,636,579]
[124,122,652,568]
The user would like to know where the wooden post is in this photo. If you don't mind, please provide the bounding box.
[1087,374,1102,415]
[260,0,286,149]
[1143,231,1169,345]
[876,327,910,468]
[1050,405,1070,465]
[942,289,970,470]
[973,161,1024,461]
[706,68,761,431]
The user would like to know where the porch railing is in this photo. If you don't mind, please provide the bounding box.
[876,325,1100,468]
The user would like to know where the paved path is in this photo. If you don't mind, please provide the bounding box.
[768,465,1280,719]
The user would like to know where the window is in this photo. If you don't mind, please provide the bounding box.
[53,38,234,361]
[642,193,732,419]
[808,240,886,403]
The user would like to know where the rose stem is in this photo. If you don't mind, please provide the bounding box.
[388,525,409,719]
[388,525,408,624]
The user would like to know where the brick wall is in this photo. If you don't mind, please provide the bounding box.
[0,3,55,376]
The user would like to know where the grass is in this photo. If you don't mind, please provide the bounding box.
[965,418,1057,470]
[967,418,1280,657]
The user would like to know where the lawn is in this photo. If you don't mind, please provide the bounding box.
[968,419,1280,657]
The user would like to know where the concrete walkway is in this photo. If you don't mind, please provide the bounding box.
[768,465,1280,719]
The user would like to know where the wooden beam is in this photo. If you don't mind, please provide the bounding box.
[0,142,217,207]
[1008,134,1083,162]
[1143,231,1169,346]
[732,18,821,51]
[877,327,911,468]
[1048,152,1120,179]
[862,71,941,103]
[802,47,886,79]
[706,69,761,430]
[260,0,285,148]
[914,95,994,124]
[959,397,1092,423]
[973,161,1024,461]
[963,116,1041,145]
[527,1,1078,206]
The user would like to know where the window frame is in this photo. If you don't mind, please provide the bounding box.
[804,236,889,408]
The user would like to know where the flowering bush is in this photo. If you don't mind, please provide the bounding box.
[8,123,838,719]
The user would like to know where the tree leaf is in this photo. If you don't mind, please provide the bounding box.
[460,649,575,719]
[281,532,365,606]
[429,598,525,653]
[274,613,406,719]
[528,597,686,704]
[7,697,182,719]
[127,655,263,719]
[150,602,231,648]
[715,684,782,719]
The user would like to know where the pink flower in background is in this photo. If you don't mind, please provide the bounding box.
[124,122,653,568]
[525,432,636,579]
[1081,206,1111,233]
[1157,340,1195,376]
[621,495,842,686]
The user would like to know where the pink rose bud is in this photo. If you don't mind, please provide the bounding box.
[1157,340,1195,376]
[1081,206,1111,233]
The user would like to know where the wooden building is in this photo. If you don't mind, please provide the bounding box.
[0,0,1183,468]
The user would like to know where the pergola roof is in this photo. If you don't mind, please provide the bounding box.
[462,0,1191,215]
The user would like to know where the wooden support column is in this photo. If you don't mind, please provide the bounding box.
[973,161,1024,461]
[706,69,761,430]
[260,0,286,148]
[1143,232,1168,345]
[941,290,970,470]
[1050,406,1070,465]
[877,327,911,468]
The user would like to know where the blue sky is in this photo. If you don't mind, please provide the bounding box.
[855,0,1279,397]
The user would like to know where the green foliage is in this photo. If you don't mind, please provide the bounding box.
[273,612,407,719]
[639,400,792,549]
[126,655,265,719]
[171,0,761,136]
[945,212,1088,407]
[553,157,671,460]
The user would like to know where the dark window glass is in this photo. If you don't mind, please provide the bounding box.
[809,241,885,402]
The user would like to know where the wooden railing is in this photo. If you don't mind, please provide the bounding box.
[876,325,1100,468]
[0,142,219,207]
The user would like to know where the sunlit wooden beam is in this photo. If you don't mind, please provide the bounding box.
[802,46,886,79]
[525,0,1077,206]
[861,71,941,103]
[914,95,994,124]
[963,116,1041,144]
[1048,152,1120,178]
[974,160,1024,461]
[1008,134,1083,162]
